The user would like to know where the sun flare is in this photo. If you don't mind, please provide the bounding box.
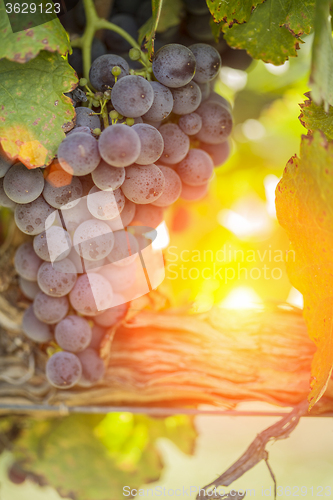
[219,286,263,310]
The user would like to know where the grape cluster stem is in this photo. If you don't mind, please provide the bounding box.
[71,0,152,81]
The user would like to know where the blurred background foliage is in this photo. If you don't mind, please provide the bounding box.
[2,413,196,500]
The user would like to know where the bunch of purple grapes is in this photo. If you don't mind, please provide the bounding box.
[0,42,232,391]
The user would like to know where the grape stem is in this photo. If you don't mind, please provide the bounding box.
[101,108,109,129]
[91,99,109,129]
[72,0,151,80]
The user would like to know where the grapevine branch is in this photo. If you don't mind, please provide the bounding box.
[197,402,309,500]
[2,279,333,416]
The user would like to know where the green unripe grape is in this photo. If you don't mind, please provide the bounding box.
[79,77,88,87]
[129,48,141,61]
[93,128,101,136]
[112,66,122,77]
[117,114,123,120]
[94,92,103,101]
[104,90,111,100]
[109,110,119,120]
[92,99,100,107]
[126,117,135,126]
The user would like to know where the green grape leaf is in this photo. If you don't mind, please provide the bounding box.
[0,51,76,169]
[223,0,300,64]
[0,0,71,63]
[276,131,333,409]
[284,0,315,36]
[208,0,315,65]
[309,0,333,111]
[138,0,163,60]
[210,17,223,42]
[206,0,265,25]
[13,413,197,500]
[299,96,333,141]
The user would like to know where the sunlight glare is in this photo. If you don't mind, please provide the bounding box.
[218,210,251,237]
[265,61,289,75]
[287,287,303,309]
[218,202,271,239]
[151,221,170,250]
[242,119,266,141]
[219,286,263,310]
[220,67,248,91]
[264,174,280,218]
